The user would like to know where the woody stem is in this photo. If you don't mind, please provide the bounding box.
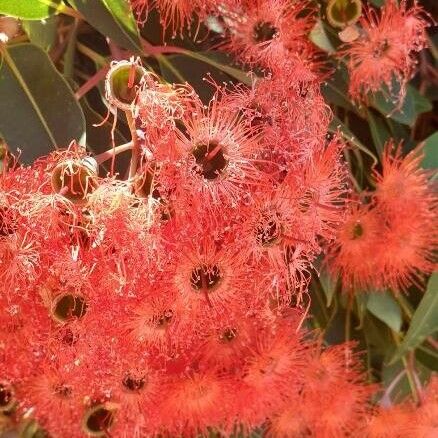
[94,142,133,164]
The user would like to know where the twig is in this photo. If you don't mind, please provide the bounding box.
[94,142,133,164]
[75,66,109,100]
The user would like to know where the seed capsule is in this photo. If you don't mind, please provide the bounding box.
[51,157,98,205]
[105,60,146,111]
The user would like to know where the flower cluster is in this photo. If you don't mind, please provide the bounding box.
[326,142,437,293]
[0,59,356,436]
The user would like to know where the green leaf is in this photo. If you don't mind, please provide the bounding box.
[309,20,336,54]
[367,291,402,333]
[158,52,251,103]
[182,51,253,86]
[22,17,58,51]
[0,43,85,163]
[355,293,369,328]
[69,0,141,53]
[372,85,433,126]
[367,109,391,157]
[421,131,438,171]
[362,314,394,355]
[309,272,331,329]
[416,344,438,371]
[0,0,62,20]
[319,270,337,307]
[322,65,358,114]
[391,274,438,362]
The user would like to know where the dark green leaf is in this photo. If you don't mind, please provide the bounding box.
[22,17,58,50]
[372,85,433,126]
[158,52,251,103]
[319,270,337,307]
[416,344,438,371]
[0,43,85,163]
[322,65,358,114]
[355,293,369,329]
[0,0,62,20]
[182,51,252,86]
[362,314,394,355]
[367,291,403,333]
[391,274,438,362]
[309,272,332,329]
[69,0,141,53]
[367,109,391,157]
[421,131,438,171]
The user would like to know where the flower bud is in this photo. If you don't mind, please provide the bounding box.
[51,157,98,204]
[327,0,362,29]
[105,60,146,111]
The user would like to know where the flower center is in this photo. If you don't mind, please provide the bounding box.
[155,309,173,328]
[190,264,222,291]
[372,39,390,59]
[352,222,363,239]
[122,373,146,392]
[219,327,238,342]
[54,383,73,398]
[192,141,228,180]
[253,21,279,43]
[108,63,145,106]
[256,213,282,246]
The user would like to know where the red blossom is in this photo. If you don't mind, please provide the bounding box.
[341,0,430,105]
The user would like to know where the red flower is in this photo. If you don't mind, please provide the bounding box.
[374,142,437,290]
[220,0,316,70]
[341,0,430,105]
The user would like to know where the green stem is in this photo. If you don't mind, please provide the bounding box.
[76,42,107,67]
[392,331,420,404]
[395,293,414,320]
